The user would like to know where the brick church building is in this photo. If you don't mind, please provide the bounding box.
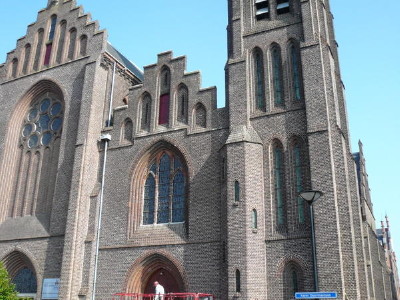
[0,0,396,299]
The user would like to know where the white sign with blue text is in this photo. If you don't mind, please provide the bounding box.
[42,278,60,299]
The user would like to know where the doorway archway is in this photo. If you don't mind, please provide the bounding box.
[126,252,187,294]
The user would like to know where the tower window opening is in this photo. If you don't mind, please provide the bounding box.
[277,0,290,15]
[255,0,269,20]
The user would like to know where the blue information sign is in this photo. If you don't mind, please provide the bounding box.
[295,292,337,299]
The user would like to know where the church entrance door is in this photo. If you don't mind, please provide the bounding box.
[144,268,181,294]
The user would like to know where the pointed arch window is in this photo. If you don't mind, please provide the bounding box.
[122,118,133,143]
[68,28,77,60]
[11,58,19,78]
[273,142,285,226]
[194,103,207,128]
[290,42,302,101]
[271,45,284,106]
[283,262,303,299]
[44,15,57,66]
[10,94,63,218]
[293,143,305,223]
[22,44,31,75]
[56,21,67,63]
[13,267,37,294]
[177,84,188,124]
[142,152,186,225]
[79,35,88,57]
[141,93,152,132]
[33,29,44,71]
[253,48,266,111]
[159,67,171,125]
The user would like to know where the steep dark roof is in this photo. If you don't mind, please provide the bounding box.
[106,42,143,81]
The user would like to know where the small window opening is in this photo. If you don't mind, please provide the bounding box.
[234,181,240,202]
[255,0,269,20]
[252,209,258,229]
[235,269,241,293]
[277,0,290,15]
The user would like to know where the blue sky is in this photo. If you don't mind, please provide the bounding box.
[1,1,399,265]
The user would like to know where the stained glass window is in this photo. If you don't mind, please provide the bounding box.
[12,267,37,294]
[274,146,285,226]
[294,144,304,223]
[20,96,63,149]
[254,49,266,111]
[272,46,284,106]
[290,44,302,101]
[142,152,186,225]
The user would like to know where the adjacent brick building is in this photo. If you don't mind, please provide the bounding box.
[0,0,397,299]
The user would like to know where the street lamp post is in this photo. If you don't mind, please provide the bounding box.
[299,190,323,293]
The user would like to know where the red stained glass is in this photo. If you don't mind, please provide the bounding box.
[44,43,52,66]
[158,94,170,125]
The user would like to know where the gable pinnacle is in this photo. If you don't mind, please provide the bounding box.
[47,0,59,8]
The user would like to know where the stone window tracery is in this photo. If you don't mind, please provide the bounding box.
[142,151,186,225]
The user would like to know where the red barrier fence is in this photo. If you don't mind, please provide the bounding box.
[112,293,214,300]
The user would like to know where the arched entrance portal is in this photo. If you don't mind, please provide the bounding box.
[144,268,180,294]
[2,251,38,298]
[126,253,187,294]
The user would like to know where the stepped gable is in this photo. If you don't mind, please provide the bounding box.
[0,0,107,82]
[109,51,224,147]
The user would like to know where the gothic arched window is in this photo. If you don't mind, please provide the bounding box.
[293,142,305,224]
[194,103,207,128]
[159,66,171,125]
[122,118,133,143]
[33,29,44,71]
[56,20,67,63]
[11,58,18,78]
[79,35,88,57]
[283,262,303,299]
[67,28,77,60]
[10,93,63,218]
[13,267,37,294]
[142,151,186,225]
[44,15,57,66]
[271,45,284,106]
[141,93,152,132]
[289,42,303,101]
[253,48,266,111]
[273,141,285,226]
[22,44,31,75]
[177,84,188,124]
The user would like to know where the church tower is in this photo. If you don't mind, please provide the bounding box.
[224,0,369,298]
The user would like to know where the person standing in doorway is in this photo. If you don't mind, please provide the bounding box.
[154,281,165,300]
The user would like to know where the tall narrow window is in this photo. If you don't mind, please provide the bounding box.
[253,48,266,111]
[44,15,57,66]
[252,209,258,229]
[283,262,303,299]
[11,58,19,78]
[11,93,63,218]
[293,143,304,223]
[177,84,188,124]
[255,0,269,20]
[22,44,31,75]
[141,93,151,132]
[122,118,133,143]
[195,103,207,128]
[274,142,285,226]
[159,67,171,125]
[142,151,186,225]
[56,20,67,64]
[235,269,241,293]
[79,35,88,57]
[68,28,77,60]
[290,43,302,101]
[272,45,284,106]
[277,0,290,15]
[234,181,240,202]
[33,29,44,71]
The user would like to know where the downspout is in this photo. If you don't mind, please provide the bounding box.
[91,60,116,300]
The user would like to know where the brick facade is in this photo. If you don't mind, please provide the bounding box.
[0,0,396,299]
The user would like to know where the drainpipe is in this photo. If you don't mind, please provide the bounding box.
[91,61,116,300]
